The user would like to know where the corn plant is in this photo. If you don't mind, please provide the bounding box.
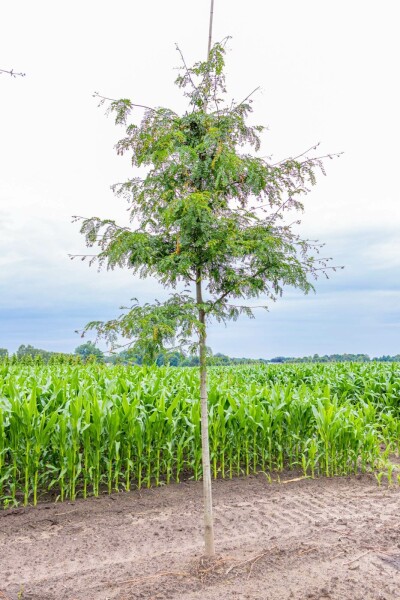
[0,361,398,507]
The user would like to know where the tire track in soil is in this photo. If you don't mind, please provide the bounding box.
[1,474,400,599]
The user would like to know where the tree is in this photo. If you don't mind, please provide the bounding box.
[0,348,8,359]
[74,341,104,362]
[16,344,50,361]
[75,41,340,556]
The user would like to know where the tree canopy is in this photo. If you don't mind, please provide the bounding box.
[77,40,340,355]
[74,341,104,362]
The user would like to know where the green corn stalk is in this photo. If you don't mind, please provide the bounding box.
[1,361,400,508]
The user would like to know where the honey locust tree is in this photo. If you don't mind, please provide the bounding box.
[76,41,339,556]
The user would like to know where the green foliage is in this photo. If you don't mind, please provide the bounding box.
[76,41,340,356]
[16,344,50,362]
[5,345,76,365]
[0,361,399,507]
[74,341,104,363]
[375,355,400,363]
[2,346,398,367]
[271,353,372,363]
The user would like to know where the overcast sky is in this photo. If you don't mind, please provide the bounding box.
[1,0,399,358]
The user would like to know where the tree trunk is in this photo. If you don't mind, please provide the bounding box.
[196,269,215,556]
[207,0,215,57]
[194,0,216,558]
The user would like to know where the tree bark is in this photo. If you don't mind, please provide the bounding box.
[207,0,215,57]
[196,269,215,556]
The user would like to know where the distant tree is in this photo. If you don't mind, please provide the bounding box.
[159,350,186,366]
[210,352,230,366]
[74,341,104,362]
[76,41,340,555]
[16,344,35,358]
[181,355,201,367]
[0,348,9,359]
[270,356,286,363]
[269,353,376,363]
[374,354,400,362]
[16,344,51,361]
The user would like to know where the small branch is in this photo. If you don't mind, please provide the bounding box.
[275,143,322,165]
[196,556,235,579]
[68,253,99,258]
[227,304,268,309]
[265,197,297,223]
[281,476,311,484]
[0,68,25,78]
[226,548,275,574]
[301,152,344,164]
[343,550,372,565]
[71,216,132,233]
[272,150,343,167]
[93,92,156,112]
[101,339,136,352]
[312,265,344,272]
[296,546,317,556]
[175,44,198,94]
[247,551,267,579]
[212,289,231,307]
[237,86,261,108]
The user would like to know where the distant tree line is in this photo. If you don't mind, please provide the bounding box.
[0,345,80,365]
[269,353,400,363]
[0,345,398,365]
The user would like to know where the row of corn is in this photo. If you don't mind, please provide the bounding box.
[0,362,399,507]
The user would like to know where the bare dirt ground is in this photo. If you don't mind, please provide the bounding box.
[1,474,399,600]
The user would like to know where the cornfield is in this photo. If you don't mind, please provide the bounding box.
[0,361,399,507]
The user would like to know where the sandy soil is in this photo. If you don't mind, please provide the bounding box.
[1,474,399,600]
